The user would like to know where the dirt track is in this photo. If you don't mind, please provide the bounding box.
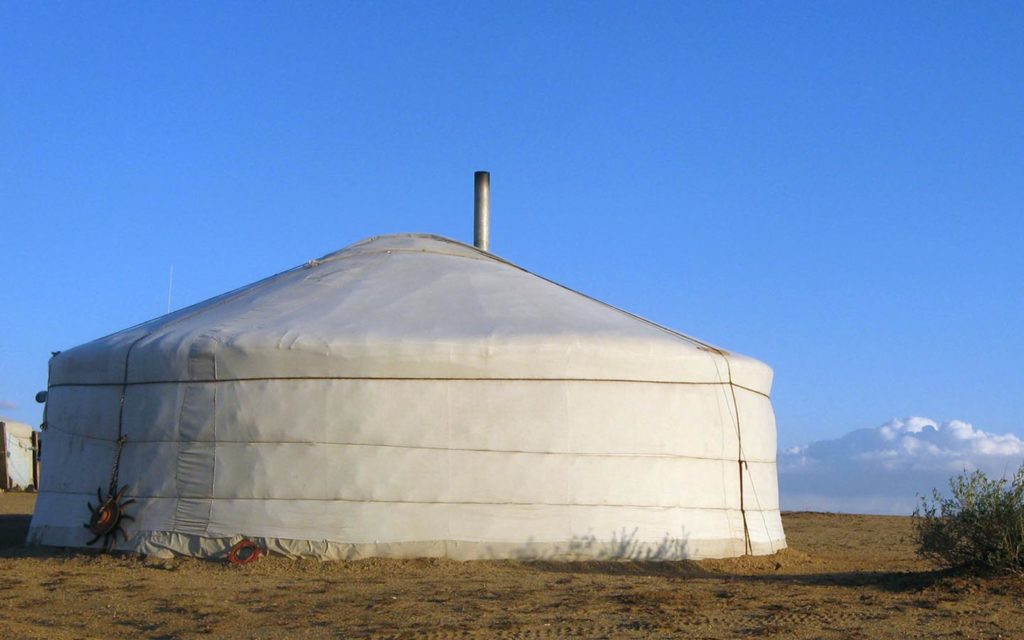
[2,493,1021,639]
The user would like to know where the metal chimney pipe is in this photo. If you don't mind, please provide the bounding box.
[474,171,490,251]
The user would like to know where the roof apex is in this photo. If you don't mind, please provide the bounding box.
[317,233,501,266]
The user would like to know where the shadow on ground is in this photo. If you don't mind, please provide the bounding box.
[526,559,956,593]
[0,514,30,548]
[0,512,99,560]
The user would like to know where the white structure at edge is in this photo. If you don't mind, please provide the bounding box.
[29,234,786,559]
[1,418,36,490]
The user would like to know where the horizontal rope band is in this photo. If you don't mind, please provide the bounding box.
[38,488,781,511]
[48,375,770,399]
[43,424,778,464]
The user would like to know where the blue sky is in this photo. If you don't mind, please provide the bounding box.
[1,2,1021,459]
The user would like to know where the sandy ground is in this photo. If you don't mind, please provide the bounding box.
[2,493,1022,639]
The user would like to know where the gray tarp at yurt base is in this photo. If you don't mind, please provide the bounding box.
[1,418,37,490]
[29,234,786,559]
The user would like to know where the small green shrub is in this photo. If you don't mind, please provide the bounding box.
[914,465,1024,574]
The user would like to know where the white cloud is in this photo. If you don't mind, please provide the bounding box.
[778,417,1024,515]
[0,399,16,411]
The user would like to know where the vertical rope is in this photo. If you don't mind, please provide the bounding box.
[107,435,127,496]
[702,345,752,555]
[721,354,753,556]
[709,347,776,556]
[115,333,150,440]
[103,333,150,496]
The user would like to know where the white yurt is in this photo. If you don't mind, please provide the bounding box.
[29,232,786,560]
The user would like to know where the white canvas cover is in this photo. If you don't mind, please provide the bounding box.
[29,234,786,559]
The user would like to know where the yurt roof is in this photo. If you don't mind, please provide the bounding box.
[50,234,772,394]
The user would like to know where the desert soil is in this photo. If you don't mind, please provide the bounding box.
[1,493,1021,639]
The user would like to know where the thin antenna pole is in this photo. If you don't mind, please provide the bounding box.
[166,264,174,314]
[474,171,490,251]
